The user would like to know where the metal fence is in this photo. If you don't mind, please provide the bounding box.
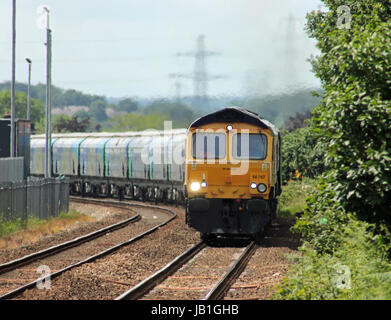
[0,177,69,222]
[0,157,24,182]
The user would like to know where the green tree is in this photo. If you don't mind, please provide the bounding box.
[52,114,90,133]
[89,99,108,122]
[283,110,312,132]
[116,98,138,113]
[107,113,167,131]
[304,0,391,224]
[281,125,324,183]
[0,90,44,124]
[143,99,195,128]
[243,89,322,126]
[291,0,391,256]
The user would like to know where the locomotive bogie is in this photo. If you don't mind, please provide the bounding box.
[187,198,271,236]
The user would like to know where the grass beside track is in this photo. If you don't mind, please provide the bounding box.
[278,177,318,219]
[0,210,95,249]
[274,178,391,300]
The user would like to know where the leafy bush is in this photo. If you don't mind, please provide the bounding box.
[276,1,391,300]
[307,0,391,224]
[281,126,325,183]
[274,217,391,300]
[293,179,349,254]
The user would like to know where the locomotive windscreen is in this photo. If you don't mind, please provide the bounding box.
[192,132,226,159]
[232,133,267,160]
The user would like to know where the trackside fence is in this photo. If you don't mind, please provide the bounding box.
[0,177,69,222]
[0,157,24,182]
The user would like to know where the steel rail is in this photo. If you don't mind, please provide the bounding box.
[0,200,140,275]
[115,241,206,300]
[202,241,257,300]
[0,199,177,300]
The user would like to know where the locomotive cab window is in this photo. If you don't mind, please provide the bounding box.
[232,133,267,160]
[192,132,226,159]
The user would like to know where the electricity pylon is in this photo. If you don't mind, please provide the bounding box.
[170,34,225,107]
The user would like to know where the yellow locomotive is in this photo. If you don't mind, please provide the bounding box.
[184,107,281,240]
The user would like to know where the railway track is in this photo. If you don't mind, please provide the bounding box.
[0,197,177,300]
[116,240,257,300]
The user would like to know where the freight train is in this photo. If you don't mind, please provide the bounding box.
[31,129,187,203]
[30,107,281,240]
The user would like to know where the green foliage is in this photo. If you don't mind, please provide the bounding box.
[274,217,391,300]
[52,114,90,133]
[307,0,391,223]
[0,210,86,238]
[0,218,26,237]
[293,180,350,254]
[283,110,312,132]
[281,125,325,183]
[0,82,106,109]
[116,98,138,113]
[277,1,391,299]
[278,178,318,218]
[0,90,44,124]
[107,113,167,132]
[240,88,322,126]
[143,99,196,128]
[89,99,108,122]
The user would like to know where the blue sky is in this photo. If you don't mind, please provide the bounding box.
[0,0,323,99]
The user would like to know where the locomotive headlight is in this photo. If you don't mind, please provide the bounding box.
[226,125,233,131]
[250,182,257,189]
[201,181,207,188]
[190,182,201,191]
[257,183,267,193]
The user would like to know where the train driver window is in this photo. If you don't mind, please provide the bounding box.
[192,132,226,159]
[233,133,267,160]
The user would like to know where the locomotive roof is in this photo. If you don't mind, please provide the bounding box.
[189,106,279,135]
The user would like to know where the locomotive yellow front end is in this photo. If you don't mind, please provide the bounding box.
[184,107,281,240]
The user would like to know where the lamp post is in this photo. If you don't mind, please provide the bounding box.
[10,0,16,157]
[26,58,32,121]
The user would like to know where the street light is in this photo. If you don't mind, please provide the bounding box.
[41,6,52,178]
[25,58,32,121]
[10,0,16,157]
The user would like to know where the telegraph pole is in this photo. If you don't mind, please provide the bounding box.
[43,7,52,178]
[26,58,32,121]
